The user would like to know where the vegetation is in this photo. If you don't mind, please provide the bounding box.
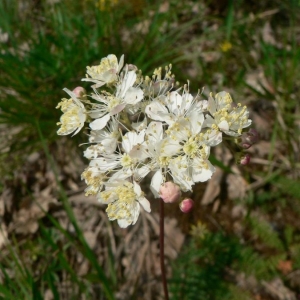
[1,0,300,299]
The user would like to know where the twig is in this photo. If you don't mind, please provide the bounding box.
[160,199,169,300]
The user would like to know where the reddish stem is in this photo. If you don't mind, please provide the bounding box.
[160,198,169,300]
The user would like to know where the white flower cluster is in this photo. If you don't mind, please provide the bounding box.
[56,54,252,228]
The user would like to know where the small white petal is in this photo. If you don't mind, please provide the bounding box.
[138,197,151,213]
[117,219,131,228]
[195,100,208,112]
[133,165,151,181]
[160,138,181,156]
[168,91,183,113]
[150,170,163,198]
[203,115,215,128]
[122,131,145,153]
[218,120,229,131]
[192,160,215,182]
[133,181,142,195]
[110,103,126,115]
[146,121,163,143]
[145,101,167,121]
[124,87,144,104]
[109,170,132,182]
[118,71,136,98]
[207,94,217,114]
[205,130,223,147]
[132,203,141,225]
[89,114,110,130]
[130,144,149,161]
[118,54,124,72]
[189,111,204,134]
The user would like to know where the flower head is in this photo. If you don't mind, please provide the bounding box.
[205,91,252,136]
[56,54,253,227]
[88,68,143,131]
[56,88,86,136]
[83,54,124,88]
[99,181,151,228]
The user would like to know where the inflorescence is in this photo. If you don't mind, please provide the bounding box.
[56,54,252,228]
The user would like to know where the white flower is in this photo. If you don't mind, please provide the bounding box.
[208,91,232,112]
[204,91,252,136]
[137,121,181,197]
[98,181,151,228]
[166,111,204,142]
[81,160,107,196]
[89,69,143,131]
[90,130,146,181]
[84,119,120,158]
[145,89,195,126]
[116,69,143,105]
[166,113,216,189]
[145,83,207,122]
[179,126,216,184]
[56,88,86,136]
[224,105,252,136]
[200,128,223,147]
[83,54,124,88]
[168,156,194,192]
[168,144,215,191]
[190,146,215,182]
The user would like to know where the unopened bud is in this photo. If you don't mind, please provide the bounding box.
[126,64,138,71]
[160,182,181,203]
[73,87,86,98]
[240,128,259,149]
[240,153,251,165]
[179,198,194,213]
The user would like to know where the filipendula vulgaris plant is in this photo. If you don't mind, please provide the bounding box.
[56,54,253,299]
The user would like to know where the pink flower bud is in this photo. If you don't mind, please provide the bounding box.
[126,64,138,71]
[179,198,194,213]
[240,128,259,149]
[240,153,250,165]
[72,86,86,98]
[159,182,181,203]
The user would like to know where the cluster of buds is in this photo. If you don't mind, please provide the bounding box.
[56,54,252,227]
[234,128,259,165]
[160,182,193,213]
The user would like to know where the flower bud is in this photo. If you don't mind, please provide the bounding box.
[240,153,250,165]
[73,86,86,98]
[160,182,181,203]
[179,198,194,213]
[126,64,138,71]
[240,128,259,149]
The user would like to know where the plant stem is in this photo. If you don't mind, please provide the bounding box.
[160,198,169,300]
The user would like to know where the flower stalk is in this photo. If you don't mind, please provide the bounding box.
[160,198,169,300]
[56,53,254,299]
